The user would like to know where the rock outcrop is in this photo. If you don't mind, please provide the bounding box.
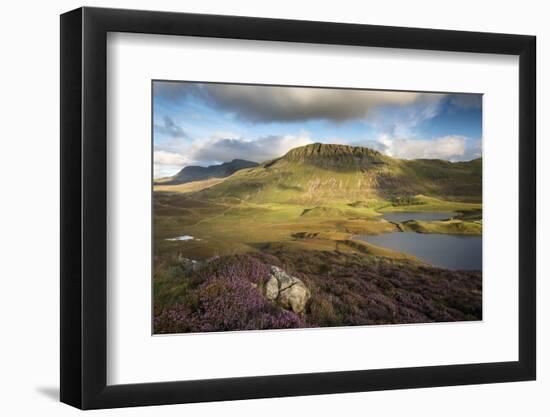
[265,266,310,315]
[176,255,202,273]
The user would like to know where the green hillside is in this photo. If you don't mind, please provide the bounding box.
[154,143,483,332]
[153,143,482,261]
[198,143,482,204]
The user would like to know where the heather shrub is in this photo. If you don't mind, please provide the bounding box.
[197,254,272,286]
[248,249,481,327]
[308,296,340,326]
[154,254,304,333]
[154,304,194,334]
[154,248,482,333]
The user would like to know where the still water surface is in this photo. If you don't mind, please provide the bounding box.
[357,212,481,270]
[166,235,194,241]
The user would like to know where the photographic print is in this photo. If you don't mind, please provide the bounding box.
[152,81,482,334]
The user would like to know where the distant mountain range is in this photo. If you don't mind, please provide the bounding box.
[156,159,258,185]
[197,143,482,204]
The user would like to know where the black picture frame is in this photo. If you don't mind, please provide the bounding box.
[60,6,536,410]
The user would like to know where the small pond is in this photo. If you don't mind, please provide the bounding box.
[165,235,195,241]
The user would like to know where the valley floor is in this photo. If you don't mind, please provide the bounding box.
[153,191,483,333]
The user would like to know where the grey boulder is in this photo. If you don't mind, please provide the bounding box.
[265,266,310,315]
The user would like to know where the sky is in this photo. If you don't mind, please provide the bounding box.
[153,81,482,178]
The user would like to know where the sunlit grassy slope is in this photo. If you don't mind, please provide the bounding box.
[154,143,482,260]
[198,143,482,204]
[154,177,227,193]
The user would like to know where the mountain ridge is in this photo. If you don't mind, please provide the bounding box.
[197,143,482,204]
[157,159,258,185]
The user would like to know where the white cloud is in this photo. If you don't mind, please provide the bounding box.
[153,131,314,177]
[154,131,481,179]
[465,138,482,160]
[210,130,244,141]
[153,150,192,178]
[373,134,470,161]
[189,131,314,163]
[154,150,189,166]
[154,164,182,179]
[154,137,188,155]
[368,96,447,139]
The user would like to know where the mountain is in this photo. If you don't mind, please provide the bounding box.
[198,143,481,204]
[157,159,258,185]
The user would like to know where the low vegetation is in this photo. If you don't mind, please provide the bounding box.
[401,219,482,235]
[154,177,227,193]
[390,195,425,206]
[154,251,482,333]
[153,143,483,332]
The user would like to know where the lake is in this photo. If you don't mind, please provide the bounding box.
[357,211,481,270]
[381,211,457,222]
[355,232,482,270]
